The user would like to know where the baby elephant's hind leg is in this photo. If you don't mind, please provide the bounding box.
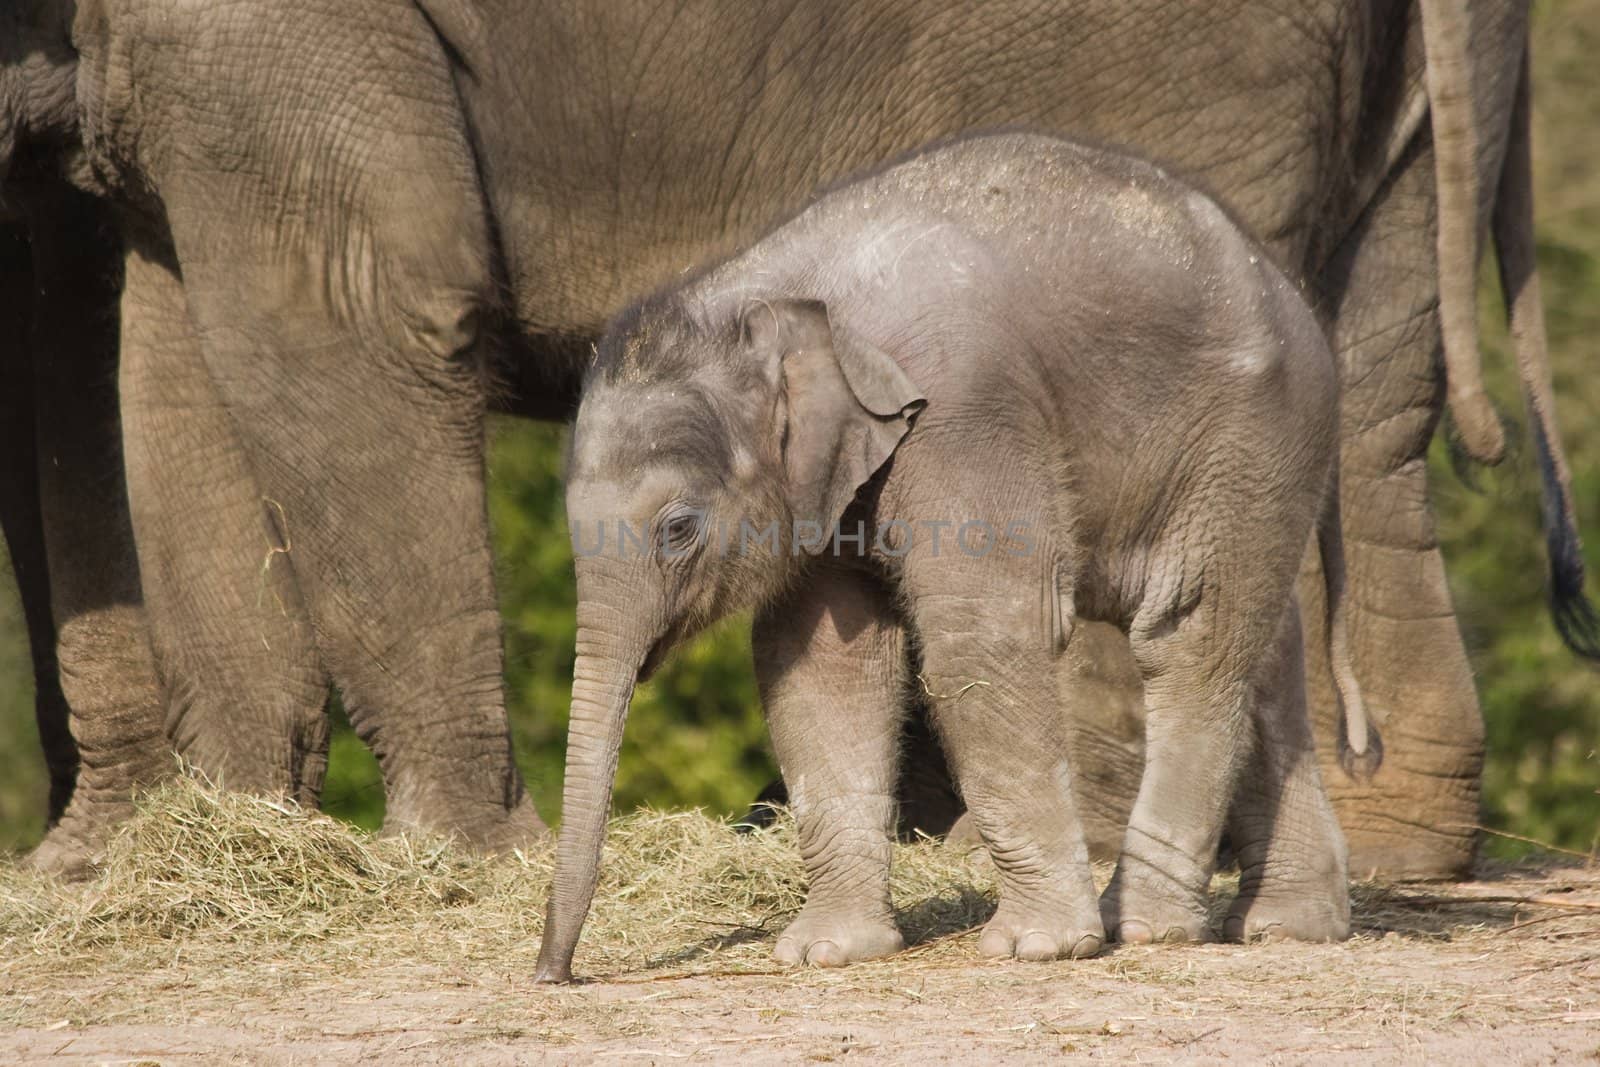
[1225,601,1351,943]
[754,565,908,968]
[1104,602,1259,944]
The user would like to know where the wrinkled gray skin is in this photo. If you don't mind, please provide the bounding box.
[1,184,169,877]
[4,0,544,866]
[2,1,1589,874]
[1,0,172,868]
[539,134,1380,979]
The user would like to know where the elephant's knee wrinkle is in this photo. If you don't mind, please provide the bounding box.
[55,607,159,713]
[401,292,484,362]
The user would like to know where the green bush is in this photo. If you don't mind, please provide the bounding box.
[486,419,773,824]
[0,566,47,852]
[317,418,774,832]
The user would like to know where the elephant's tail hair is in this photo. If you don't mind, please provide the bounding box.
[1492,47,1600,663]
[1536,422,1600,660]
[1319,466,1382,781]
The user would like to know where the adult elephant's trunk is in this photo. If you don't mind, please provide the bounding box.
[1420,0,1506,466]
[533,620,647,983]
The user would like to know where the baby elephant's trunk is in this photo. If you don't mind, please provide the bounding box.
[1317,465,1382,780]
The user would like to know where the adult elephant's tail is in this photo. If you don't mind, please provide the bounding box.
[1491,50,1600,661]
[1420,0,1506,466]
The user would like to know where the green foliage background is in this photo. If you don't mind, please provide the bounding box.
[1,1,1595,855]
[315,418,772,831]
[1424,0,1600,856]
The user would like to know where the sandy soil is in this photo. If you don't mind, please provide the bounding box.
[5,862,1596,1065]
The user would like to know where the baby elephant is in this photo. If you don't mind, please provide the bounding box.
[534,132,1378,982]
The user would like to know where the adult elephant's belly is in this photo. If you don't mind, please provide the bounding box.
[460,0,1489,877]
[460,0,1355,348]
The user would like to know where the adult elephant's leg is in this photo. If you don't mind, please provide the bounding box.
[0,222,77,824]
[21,190,168,876]
[889,698,963,840]
[119,243,331,805]
[163,250,540,848]
[1305,140,1482,880]
[162,213,541,847]
[75,0,545,846]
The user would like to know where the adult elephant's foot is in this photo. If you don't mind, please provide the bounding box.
[1298,546,1484,881]
[26,606,174,881]
[1106,914,1208,945]
[25,816,112,880]
[25,764,166,881]
[1224,887,1350,943]
[773,909,904,967]
[1100,865,1212,944]
[977,900,1104,960]
[385,793,549,853]
[471,796,550,852]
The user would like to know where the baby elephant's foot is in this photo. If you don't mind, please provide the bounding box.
[1225,888,1350,944]
[774,910,904,968]
[1101,871,1212,945]
[978,901,1105,961]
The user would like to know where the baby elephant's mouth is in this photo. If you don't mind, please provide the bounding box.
[638,634,671,682]
[638,617,694,682]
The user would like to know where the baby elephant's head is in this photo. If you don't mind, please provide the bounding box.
[534,294,922,983]
[565,295,925,679]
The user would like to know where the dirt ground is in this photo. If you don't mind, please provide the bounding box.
[4,937,1597,1066]
[6,911,1599,1064]
[2,789,1597,1065]
[11,921,1600,1066]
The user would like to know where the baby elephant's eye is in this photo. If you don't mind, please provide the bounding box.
[660,508,704,558]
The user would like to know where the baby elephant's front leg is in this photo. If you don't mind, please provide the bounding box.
[909,564,1104,960]
[754,565,909,967]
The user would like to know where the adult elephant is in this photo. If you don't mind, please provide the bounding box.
[1,174,169,873]
[3,0,1587,875]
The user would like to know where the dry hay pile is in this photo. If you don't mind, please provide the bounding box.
[2,776,1597,1043]
[0,776,1001,1024]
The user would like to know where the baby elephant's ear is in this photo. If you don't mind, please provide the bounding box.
[743,299,925,549]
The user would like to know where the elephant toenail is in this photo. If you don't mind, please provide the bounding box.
[806,940,846,967]
[1117,920,1154,944]
[977,924,1016,958]
[1069,933,1103,958]
[1015,931,1059,961]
